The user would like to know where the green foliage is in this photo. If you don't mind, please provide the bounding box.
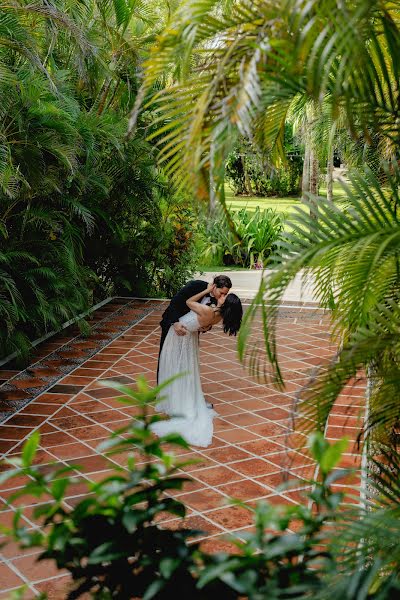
[133,0,400,196]
[0,2,196,361]
[152,202,199,298]
[200,206,283,268]
[226,134,302,198]
[2,383,400,599]
[238,161,400,447]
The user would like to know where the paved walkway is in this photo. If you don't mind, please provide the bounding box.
[196,270,318,303]
[0,298,365,597]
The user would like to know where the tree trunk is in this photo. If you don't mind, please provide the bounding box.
[241,154,253,195]
[326,149,334,202]
[309,148,319,219]
[302,141,310,202]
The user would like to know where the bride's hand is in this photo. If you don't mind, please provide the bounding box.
[206,282,215,294]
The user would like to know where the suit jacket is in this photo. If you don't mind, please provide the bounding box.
[160,280,209,333]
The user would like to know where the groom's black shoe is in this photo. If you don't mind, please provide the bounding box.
[206,401,214,409]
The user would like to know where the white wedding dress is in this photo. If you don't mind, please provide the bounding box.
[151,310,216,447]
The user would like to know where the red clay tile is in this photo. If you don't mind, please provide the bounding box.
[178,488,226,511]
[47,384,84,395]
[63,424,110,440]
[232,398,271,410]
[201,445,251,464]
[162,514,222,537]
[0,474,32,492]
[214,428,261,443]
[3,414,46,427]
[36,393,70,404]
[256,407,291,420]
[0,427,34,441]
[0,562,25,590]
[206,505,254,529]
[233,458,278,477]
[238,438,285,456]
[192,466,241,486]
[82,409,127,424]
[51,415,95,430]
[60,376,96,385]
[66,454,117,474]
[17,403,60,416]
[48,442,95,460]
[218,479,269,501]
[250,422,290,437]
[199,536,240,554]
[223,412,267,427]
[86,387,123,399]
[12,555,66,583]
[0,440,19,453]
[0,539,41,560]
[39,432,78,447]
[178,454,218,472]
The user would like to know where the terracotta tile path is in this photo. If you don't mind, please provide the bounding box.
[0,299,366,597]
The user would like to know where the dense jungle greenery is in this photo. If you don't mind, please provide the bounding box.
[0,1,199,362]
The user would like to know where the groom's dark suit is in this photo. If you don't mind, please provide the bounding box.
[157,280,213,382]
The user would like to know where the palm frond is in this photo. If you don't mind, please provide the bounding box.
[239,161,400,385]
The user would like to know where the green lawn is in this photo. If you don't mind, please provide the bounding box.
[224,181,346,216]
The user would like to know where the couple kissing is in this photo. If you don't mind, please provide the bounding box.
[151,276,243,448]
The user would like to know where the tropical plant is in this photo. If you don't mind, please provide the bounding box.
[3,378,400,599]
[0,376,209,600]
[0,0,198,361]
[200,206,283,267]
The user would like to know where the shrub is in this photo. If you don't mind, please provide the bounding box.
[200,206,283,267]
[225,135,302,198]
[0,376,214,599]
[0,73,197,361]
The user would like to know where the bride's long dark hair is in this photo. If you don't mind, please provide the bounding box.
[219,293,243,336]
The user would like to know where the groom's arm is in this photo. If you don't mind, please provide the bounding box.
[166,280,208,327]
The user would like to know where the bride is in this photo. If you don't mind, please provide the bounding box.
[151,283,243,447]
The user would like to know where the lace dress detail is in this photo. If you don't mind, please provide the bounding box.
[151,311,216,447]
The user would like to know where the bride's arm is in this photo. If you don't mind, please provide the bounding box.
[186,283,214,324]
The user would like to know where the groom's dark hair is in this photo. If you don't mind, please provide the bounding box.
[214,275,232,289]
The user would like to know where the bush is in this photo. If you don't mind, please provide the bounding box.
[0,73,197,361]
[2,378,395,599]
[200,206,283,267]
[225,135,302,198]
[151,202,198,299]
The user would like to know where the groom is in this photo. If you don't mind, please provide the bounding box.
[157,275,232,385]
